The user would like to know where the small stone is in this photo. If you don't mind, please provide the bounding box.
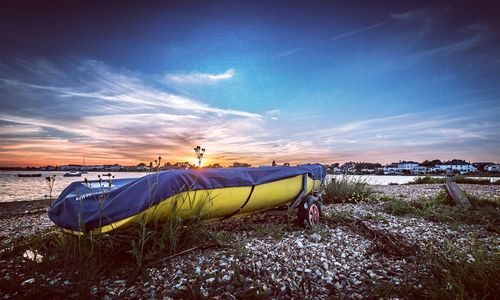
[334,281,343,290]
[222,275,231,281]
[21,278,35,285]
[311,233,322,242]
[352,292,363,299]
[296,240,304,248]
[206,278,215,283]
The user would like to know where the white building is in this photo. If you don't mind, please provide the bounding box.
[383,163,402,174]
[485,164,500,173]
[397,161,419,170]
[436,161,477,174]
[411,166,433,175]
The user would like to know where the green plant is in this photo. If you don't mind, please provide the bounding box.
[422,244,500,299]
[324,210,354,223]
[407,176,446,184]
[253,223,290,239]
[454,175,492,185]
[322,176,372,204]
[372,194,398,202]
[384,198,416,215]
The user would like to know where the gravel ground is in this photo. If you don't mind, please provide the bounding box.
[0,184,498,299]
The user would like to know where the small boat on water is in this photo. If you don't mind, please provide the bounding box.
[18,173,42,177]
[49,164,326,234]
[63,171,82,177]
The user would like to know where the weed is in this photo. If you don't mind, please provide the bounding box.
[372,194,398,202]
[454,175,495,185]
[408,175,499,185]
[384,191,461,223]
[363,214,387,221]
[324,210,354,223]
[384,198,416,216]
[253,223,290,239]
[209,230,235,246]
[407,176,446,184]
[383,190,500,230]
[323,175,372,204]
[423,244,500,299]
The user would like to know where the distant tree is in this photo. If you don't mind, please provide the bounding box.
[231,162,252,168]
[421,159,442,167]
[137,162,146,167]
[174,162,192,169]
[206,163,223,168]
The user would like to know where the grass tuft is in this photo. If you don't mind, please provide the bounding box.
[323,175,372,204]
[408,175,499,185]
[423,245,500,299]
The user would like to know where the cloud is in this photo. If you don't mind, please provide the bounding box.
[0,58,499,166]
[390,7,437,38]
[165,69,235,84]
[0,59,271,166]
[331,21,387,42]
[276,48,303,58]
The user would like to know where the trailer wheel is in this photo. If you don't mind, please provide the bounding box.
[298,195,322,228]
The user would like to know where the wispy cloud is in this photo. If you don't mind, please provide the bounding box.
[331,21,387,42]
[165,69,235,84]
[276,48,303,58]
[390,7,439,38]
[0,58,499,166]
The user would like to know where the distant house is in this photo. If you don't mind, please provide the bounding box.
[436,160,477,174]
[485,164,500,173]
[383,160,419,174]
[110,164,123,171]
[383,163,402,175]
[340,161,356,174]
[411,166,433,175]
[397,161,419,171]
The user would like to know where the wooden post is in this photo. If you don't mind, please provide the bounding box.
[445,178,471,209]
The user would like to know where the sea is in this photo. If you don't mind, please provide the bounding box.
[0,171,144,203]
[0,171,496,203]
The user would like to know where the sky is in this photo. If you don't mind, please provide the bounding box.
[1,0,499,167]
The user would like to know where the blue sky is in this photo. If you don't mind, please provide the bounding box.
[0,0,499,166]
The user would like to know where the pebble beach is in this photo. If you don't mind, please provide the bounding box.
[0,184,499,299]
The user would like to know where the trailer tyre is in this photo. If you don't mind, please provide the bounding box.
[298,195,321,228]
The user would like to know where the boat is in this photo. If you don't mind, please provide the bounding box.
[49,164,326,234]
[18,173,42,177]
[63,171,82,177]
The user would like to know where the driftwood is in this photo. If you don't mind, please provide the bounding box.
[445,178,471,209]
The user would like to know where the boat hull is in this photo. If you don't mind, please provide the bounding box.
[97,174,322,233]
[49,164,326,234]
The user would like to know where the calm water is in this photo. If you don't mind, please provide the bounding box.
[0,171,145,203]
[0,171,496,203]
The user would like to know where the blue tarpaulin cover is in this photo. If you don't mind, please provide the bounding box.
[48,164,326,231]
